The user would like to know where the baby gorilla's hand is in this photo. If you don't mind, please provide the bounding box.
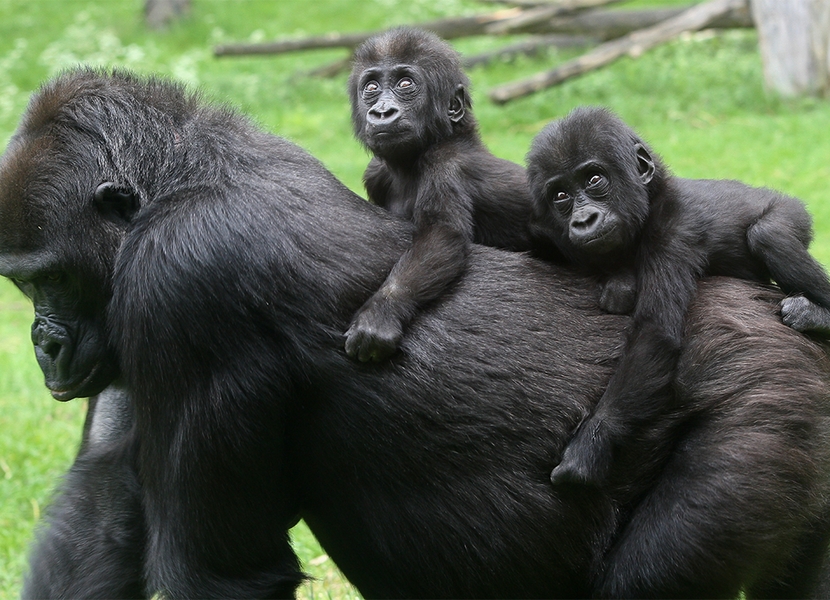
[780,295,830,335]
[599,270,637,315]
[550,416,615,487]
[345,297,403,362]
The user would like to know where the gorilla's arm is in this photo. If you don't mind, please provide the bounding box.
[551,248,702,485]
[345,160,474,362]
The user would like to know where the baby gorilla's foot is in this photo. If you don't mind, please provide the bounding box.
[550,418,613,487]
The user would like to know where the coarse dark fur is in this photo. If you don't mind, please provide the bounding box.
[527,106,830,488]
[22,386,145,599]
[3,70,830,598]
[344,27,535,362]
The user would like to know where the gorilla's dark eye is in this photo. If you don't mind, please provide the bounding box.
[397,77,414,89]
[554,191,570,203]
[363,81,380,96]
[587,174,603,187]
[34,272,64,287]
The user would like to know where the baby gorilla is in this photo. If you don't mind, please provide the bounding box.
[344,27,534,362]
[528,106,830,487]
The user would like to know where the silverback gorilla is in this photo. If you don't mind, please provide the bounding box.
[2,69,830,598]
[345,27,534,362]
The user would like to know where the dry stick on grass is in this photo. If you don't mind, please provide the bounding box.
[213,0,619,57]
[214,9,525,57]
[483,0,623,34]
[215,5,750,60]
[300,4,749,79]
[489,0,750,104]
[522,4,749,39]
[304,34,597,79]
[273,5,749,79]
[476,0,617,7]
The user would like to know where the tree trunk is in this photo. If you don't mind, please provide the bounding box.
[751,0,830,96]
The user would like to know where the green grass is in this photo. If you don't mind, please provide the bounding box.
[0,0,829,597]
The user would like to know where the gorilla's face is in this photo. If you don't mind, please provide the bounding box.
[0,134,136,400]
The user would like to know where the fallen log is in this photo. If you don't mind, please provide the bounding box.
[214,9,524,57]
[489,0,749,104]
[475,0,618,8]
[214,1,752,58]
[303,33,596,79]
[483,0,624,34]
[522,3,750,39]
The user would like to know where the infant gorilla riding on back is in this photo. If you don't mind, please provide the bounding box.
[527,106,830,487]
[344,26,534,362]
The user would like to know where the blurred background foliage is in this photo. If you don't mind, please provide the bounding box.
[0,0,828,597]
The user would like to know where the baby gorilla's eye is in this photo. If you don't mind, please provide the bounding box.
[587,174,603,187]
[397,77,414,89]
[555,191,570,203]
[363,81,379,94]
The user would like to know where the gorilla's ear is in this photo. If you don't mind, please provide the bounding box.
[634,143,655,185]
[94,182,139,224]
[449,84,466,123]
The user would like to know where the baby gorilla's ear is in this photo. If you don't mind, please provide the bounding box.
[634,144,655,185]
[448,84,467,124]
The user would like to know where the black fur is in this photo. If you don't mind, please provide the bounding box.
[344,27,534,362]
[527,106,830,488]
[22,386,145,599]
[3,71,830,598]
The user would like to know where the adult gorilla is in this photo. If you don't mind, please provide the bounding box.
[3,69,830,599]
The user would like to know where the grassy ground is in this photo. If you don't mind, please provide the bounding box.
[0,0,829,597]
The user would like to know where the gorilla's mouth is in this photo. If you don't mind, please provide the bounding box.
[49,360,108,401]
[368,121,410,139]
[369,129,399,140]
[579,227,621,254]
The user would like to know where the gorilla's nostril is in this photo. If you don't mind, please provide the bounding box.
[40,337,63,360]
[32,318,72,369]
[368,106,399,125]
[573,211,600,232]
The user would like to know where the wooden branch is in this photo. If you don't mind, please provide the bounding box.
[462,34,595,68]
[521,4,751,39]
[214,9,523,57]
[214,1,753,58]
[489,0,749,104]
[483,0,624,34]
[476,0,615,7]
[214,2,751,59]
[302,34,595,79]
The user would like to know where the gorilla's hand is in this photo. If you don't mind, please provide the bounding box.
[345,297,403,362]
[781,295,830,335]
[599,269,637,315]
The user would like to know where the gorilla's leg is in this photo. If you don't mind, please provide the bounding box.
[23,386,146,600]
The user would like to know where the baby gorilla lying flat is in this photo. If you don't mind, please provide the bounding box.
[528,106,830,487]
